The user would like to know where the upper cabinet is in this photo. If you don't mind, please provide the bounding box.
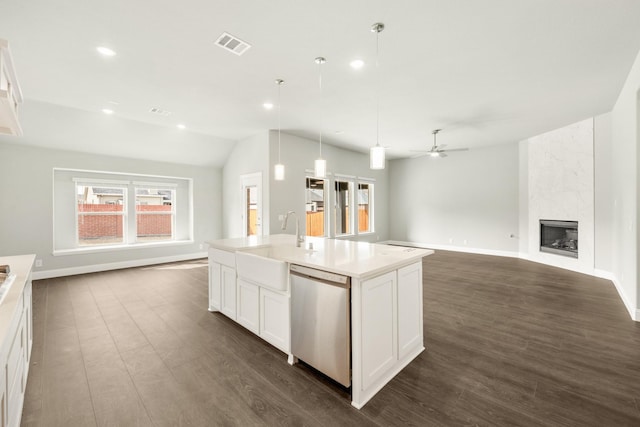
[0,39,23,137]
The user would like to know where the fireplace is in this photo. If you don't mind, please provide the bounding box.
[540,220,578,258]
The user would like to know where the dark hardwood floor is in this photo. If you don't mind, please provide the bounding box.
[21,251,640,426]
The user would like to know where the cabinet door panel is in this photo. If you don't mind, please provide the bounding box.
[260,288,290,353]
[360,271,397,390]
[220,265,237,319]
[397,262,423,359]
[237,279,259,334]
[209,262,221,311]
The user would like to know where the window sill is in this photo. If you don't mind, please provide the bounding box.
[53,240,195,256]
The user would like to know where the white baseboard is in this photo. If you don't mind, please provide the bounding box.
[32,252,207,280]
[606,274,637,321]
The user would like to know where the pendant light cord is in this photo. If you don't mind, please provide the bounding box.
[376,26,380,147]
[277,80,282,163]
[318,59,323,158]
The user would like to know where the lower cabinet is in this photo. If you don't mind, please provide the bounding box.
[208,248,237,313]
[354,261,424,407]
[0,256,34,427]
[208,262,221,311]
[219,265,237,320]
[259,288,290,353]
[360,271,397,390]
[397,263,423,359]
[236,279,259,334]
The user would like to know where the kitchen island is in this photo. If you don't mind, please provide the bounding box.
[206,235,433,409]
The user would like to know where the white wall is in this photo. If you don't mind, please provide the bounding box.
[594,113,613,272]
[222,132,269,238]
[388,143,520,254]
[268,131,389,242]
[525,118,595,273]
[611,46,640,318]
[0,142,222,276]
[518,140,529,255]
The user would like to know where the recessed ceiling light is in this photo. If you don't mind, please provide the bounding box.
[102,108,114,115]
[96,46,116,57]
[263,102,274,110]
[350,59,365,69]
[335,130,344,134]
[177,124,186,130]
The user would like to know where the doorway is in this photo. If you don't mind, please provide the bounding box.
[241,172,262,237]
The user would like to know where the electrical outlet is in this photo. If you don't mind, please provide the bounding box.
[35,259,43,268]
[448,238,453,244]
[463,239,468,245]
[278,214,284,221]
[199,243,204,250]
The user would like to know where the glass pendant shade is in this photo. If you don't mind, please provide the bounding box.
[314,158,326,178]
[370,145,385,169]
[274,163,285,181]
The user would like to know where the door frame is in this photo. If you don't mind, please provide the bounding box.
[241,172,263,237]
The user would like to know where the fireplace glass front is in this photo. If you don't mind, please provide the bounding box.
[540,220,578,258]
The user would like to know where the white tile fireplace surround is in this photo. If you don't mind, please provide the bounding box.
[527,118,594,273]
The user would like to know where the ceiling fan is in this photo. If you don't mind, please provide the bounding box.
[411,129,469,158]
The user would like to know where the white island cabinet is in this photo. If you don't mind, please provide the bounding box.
[206,235,433,410]
[352,261,424,408]
[208,248,236,317]
[0,254,35,427]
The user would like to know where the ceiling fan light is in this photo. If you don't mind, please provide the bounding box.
[429,152,440,158]
[370,145,385,169]
[274,163,285,181]
[314,158,326,178]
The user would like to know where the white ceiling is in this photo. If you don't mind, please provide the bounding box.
[2,0,640,166]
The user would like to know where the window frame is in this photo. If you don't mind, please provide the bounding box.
[54,168,193,255]
[75,179,129,247]
[356,179,375,234]
[133,182,177,243]
[333,175,355,237]
[305,175,329,238]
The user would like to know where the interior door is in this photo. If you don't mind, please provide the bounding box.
[241,172,262,237]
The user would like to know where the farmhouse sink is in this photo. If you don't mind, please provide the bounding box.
[235,245,314,291]
[235,247,289,291]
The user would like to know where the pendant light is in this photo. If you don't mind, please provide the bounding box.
[369,22,385,170]
[274,79,285,181]
[314,56,327,178]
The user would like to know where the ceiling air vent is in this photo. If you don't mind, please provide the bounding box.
[215,32,251,56]
[149,107,172,117]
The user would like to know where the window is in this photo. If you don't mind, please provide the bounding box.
[357,182,373,233]
[334,179,354,236]
[54,169,192,253]
[305,177,327,237]
[135,187,175,242]
[76,185,126,246]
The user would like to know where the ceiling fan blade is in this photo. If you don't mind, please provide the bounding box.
[409,150,430,153]
[442,148,469,152]
[439,152,448,158]
[410,153,429,158]
[437,144,447,150]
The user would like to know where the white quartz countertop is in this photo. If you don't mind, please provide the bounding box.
[207,235,434,279]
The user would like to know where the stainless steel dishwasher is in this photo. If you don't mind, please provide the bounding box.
[290,264,351,387]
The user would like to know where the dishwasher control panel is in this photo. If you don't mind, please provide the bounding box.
[290,264,350,285]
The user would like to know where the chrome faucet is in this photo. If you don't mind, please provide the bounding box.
[281,211,305,247]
